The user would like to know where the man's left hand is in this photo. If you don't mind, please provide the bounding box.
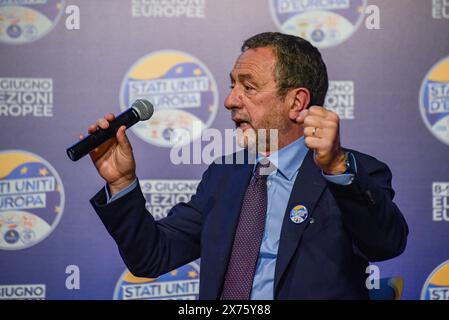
[296,106,347,175]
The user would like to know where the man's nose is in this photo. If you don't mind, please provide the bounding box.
[224,86,242,110]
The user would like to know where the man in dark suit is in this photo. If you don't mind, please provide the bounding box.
[88,32,408,299]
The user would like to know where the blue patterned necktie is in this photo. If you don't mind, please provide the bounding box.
[221,160,270,300]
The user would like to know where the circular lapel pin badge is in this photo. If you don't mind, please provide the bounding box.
[290,205,308,224]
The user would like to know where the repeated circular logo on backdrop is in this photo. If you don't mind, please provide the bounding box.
[421,260,449,300]
[113,261,200,300]
[0,0,65,44]
[419,55,449,146]
[0,150,64,250]
[269,0,366,48]
[120,50,219,147]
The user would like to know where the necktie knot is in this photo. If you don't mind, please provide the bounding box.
[254,159,272,180]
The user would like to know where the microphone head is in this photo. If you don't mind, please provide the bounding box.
[132,99,154,120]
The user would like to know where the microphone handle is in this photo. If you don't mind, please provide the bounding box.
[66,108,140,161]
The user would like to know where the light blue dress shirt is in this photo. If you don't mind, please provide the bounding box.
[105,137,355,300]
[251,137,355,299]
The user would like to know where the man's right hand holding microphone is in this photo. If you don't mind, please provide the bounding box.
[83,113,136,196]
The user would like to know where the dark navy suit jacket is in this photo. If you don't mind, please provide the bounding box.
[90,149,408,299]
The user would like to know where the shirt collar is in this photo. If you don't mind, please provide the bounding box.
[255,136,308,181]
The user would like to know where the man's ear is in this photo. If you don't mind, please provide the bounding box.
[288,88,310,121]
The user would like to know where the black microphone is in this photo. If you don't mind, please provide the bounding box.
[66,99,154,161]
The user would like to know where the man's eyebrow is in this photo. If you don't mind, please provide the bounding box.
[229,72,256,82]
[238,74,254,82]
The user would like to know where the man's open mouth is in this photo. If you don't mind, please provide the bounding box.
[233,119,252,131]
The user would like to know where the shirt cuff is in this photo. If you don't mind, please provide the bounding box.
[321,152,357,186]
[322,172,355,185]
[105,178,138,203]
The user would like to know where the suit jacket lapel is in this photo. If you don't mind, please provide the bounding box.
[273,150,327,297]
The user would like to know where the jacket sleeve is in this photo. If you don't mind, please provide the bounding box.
[326,154,409,262]
[90,164,215,278]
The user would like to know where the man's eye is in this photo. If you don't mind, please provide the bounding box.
[243,84,255,91]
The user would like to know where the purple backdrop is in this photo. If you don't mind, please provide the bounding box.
[1,0,449,300]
